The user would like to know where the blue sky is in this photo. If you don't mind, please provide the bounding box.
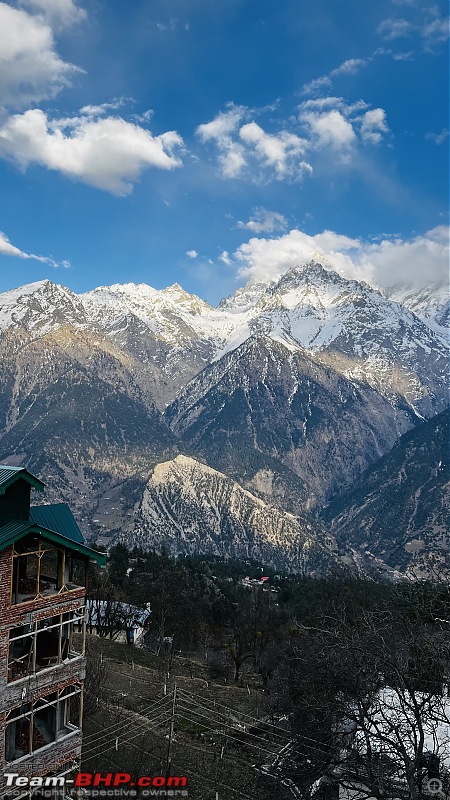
[0,0,448,304]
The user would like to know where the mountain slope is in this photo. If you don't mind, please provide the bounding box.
[125,454,337,573]
[0,272,446,564]
[166,335,416,507]
[80,282,232,409]
[0,323,177,533]
[384,282,449,334]
[323,409,450,577]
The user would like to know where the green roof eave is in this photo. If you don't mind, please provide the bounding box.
[0,468,44,495]
[34,526,107,565]
[0,522,107,566]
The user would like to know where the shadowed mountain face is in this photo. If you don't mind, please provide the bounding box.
[165,336,417,507]
[0,325,177,536]
[323,409,450,578]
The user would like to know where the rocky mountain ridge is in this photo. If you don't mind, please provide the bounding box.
[1,267,447,415]
[165,334,416,507]
[0,266,447,573]
[128,454,337,574]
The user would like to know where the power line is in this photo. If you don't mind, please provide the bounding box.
[178,687,292,737]
[176,700,341,765]
[178,688,347,759]
[82,703,174,755]
[81,705,174,758]
[177,688,290,742]
[81,712,174,763]
[82,692,174,743]
[175,704,279,758]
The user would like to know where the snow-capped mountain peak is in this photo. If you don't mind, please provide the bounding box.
[0,279,88,334]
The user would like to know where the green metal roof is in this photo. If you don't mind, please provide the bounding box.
[0,520,106,565]
[0,468,105,566]
[0,520,33,546]
[30,504,84,544]
[0,466,44,495]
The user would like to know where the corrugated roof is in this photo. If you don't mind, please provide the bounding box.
[30,504,84,544]
[0,520,33,548]
[0,466,44,494]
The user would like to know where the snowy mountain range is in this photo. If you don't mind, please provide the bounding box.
[0,263,447,574]
[1,263,447,414]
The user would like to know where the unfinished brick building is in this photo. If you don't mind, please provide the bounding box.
[0,466,106,799]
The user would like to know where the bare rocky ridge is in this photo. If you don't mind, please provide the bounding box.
[0,322,177,534]
[127,454,337,574]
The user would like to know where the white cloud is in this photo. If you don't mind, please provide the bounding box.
[0,109,184,195]
[232,225,449,289]
[219,250,231,264]
[421,11,450,47]
[360,108,390,144]
[0,2,80,107]
[19,0,86,30]
[353,226,449,287]
[197,106,311,181]
[392,50,415,60]
[426,128,449,145]
[196,105,245,143]
[79,99,129,118]
[198,98,390,180]
[300,97,369,115]
[237,208,288,234]
[378,7,449,49]
[186,249,198,258]
[302,57,368,96]
[239,121,309,178]
[0,230,67,267]
[196,105,248,177]
[301,75,332,96]
[300,109,356,149]
[221,143,247,178]
[330,58,368,76]
[297,98,389,152]
[378,17,413,39]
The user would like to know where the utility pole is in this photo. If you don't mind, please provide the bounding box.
[165,685,177,781]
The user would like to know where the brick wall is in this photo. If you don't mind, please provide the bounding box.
[0,547,88,786]
[0,546,86,626]
[0,720,82,794]
[0,546,13,623]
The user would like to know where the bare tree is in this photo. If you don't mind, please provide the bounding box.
[275,584,450,800]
